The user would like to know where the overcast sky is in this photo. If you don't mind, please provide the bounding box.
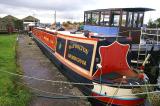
[0,0,160,23]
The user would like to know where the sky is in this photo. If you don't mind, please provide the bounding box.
[0,0,160,24]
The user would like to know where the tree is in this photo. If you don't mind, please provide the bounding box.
[62,22,69,27]
[14,20,23,31]
[147,18,160,28]
[155,18,160,27]
[66,21,72,24]
[147,19,156,28]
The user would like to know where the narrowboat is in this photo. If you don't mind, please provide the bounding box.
[31,8,160,106]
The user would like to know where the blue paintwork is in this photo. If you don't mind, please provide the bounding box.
[56,37,66,57]
[66,40,94,71]
[84,25,119,36]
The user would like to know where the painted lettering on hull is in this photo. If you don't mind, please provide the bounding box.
[66,40,94,71]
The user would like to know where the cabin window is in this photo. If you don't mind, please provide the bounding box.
[138,13,144,27]
[84,13,87,24]
[88,13,92,24]
[127,12,133,27]
[99,11,110,26]
[121,12,127,27]
[85,13,92,25]
[133,13,138,28]
[100,12,104,26]
[92,12,99,25]
[110,11,120,26]
[84,9,145,28]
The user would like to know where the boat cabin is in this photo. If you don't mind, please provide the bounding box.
[84,8,154,43]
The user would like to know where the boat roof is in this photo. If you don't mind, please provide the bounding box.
[35,27,87,38]
[57,31,86,38]
[85,7,155,13]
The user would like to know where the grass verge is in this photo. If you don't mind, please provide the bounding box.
[0,34,31,106]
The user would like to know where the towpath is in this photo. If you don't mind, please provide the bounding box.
[17,34,90,106]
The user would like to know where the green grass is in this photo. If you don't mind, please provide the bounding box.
[0,34,31,106]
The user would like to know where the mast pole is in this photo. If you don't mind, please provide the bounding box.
[55,10,56,24]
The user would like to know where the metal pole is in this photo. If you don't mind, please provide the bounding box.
[55,10,56,24]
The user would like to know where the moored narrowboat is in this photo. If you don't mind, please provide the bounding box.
[31,8,160,106]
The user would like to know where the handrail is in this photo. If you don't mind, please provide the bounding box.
[141,27,160,45]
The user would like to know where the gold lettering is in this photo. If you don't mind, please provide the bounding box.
[68,54,86,66]
[68,43,89,55]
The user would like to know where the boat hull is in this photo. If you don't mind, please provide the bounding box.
[32,34,93,94]
[31,33,144,106]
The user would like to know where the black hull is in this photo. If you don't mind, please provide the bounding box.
[32,34,94,96]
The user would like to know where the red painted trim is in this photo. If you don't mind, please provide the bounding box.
[93,41,138,78]
[32,28,57,51]
[91,92,144,106]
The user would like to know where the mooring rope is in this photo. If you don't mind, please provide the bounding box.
[16,81,160,99]
[0,70,160,87]
[108,76,125,106]
[144,81,152,105]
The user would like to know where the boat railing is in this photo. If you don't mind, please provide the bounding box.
[118,29,141,34]
[118,28,160,45]
[137,28,160,67]
[140,28,160,45]
[117,28,160,67]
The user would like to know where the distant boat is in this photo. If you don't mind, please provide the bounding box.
[31,8,160,106]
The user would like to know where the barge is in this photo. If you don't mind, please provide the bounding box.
[31,8,160,106]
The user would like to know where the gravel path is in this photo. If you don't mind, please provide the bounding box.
[17,34,90,106]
